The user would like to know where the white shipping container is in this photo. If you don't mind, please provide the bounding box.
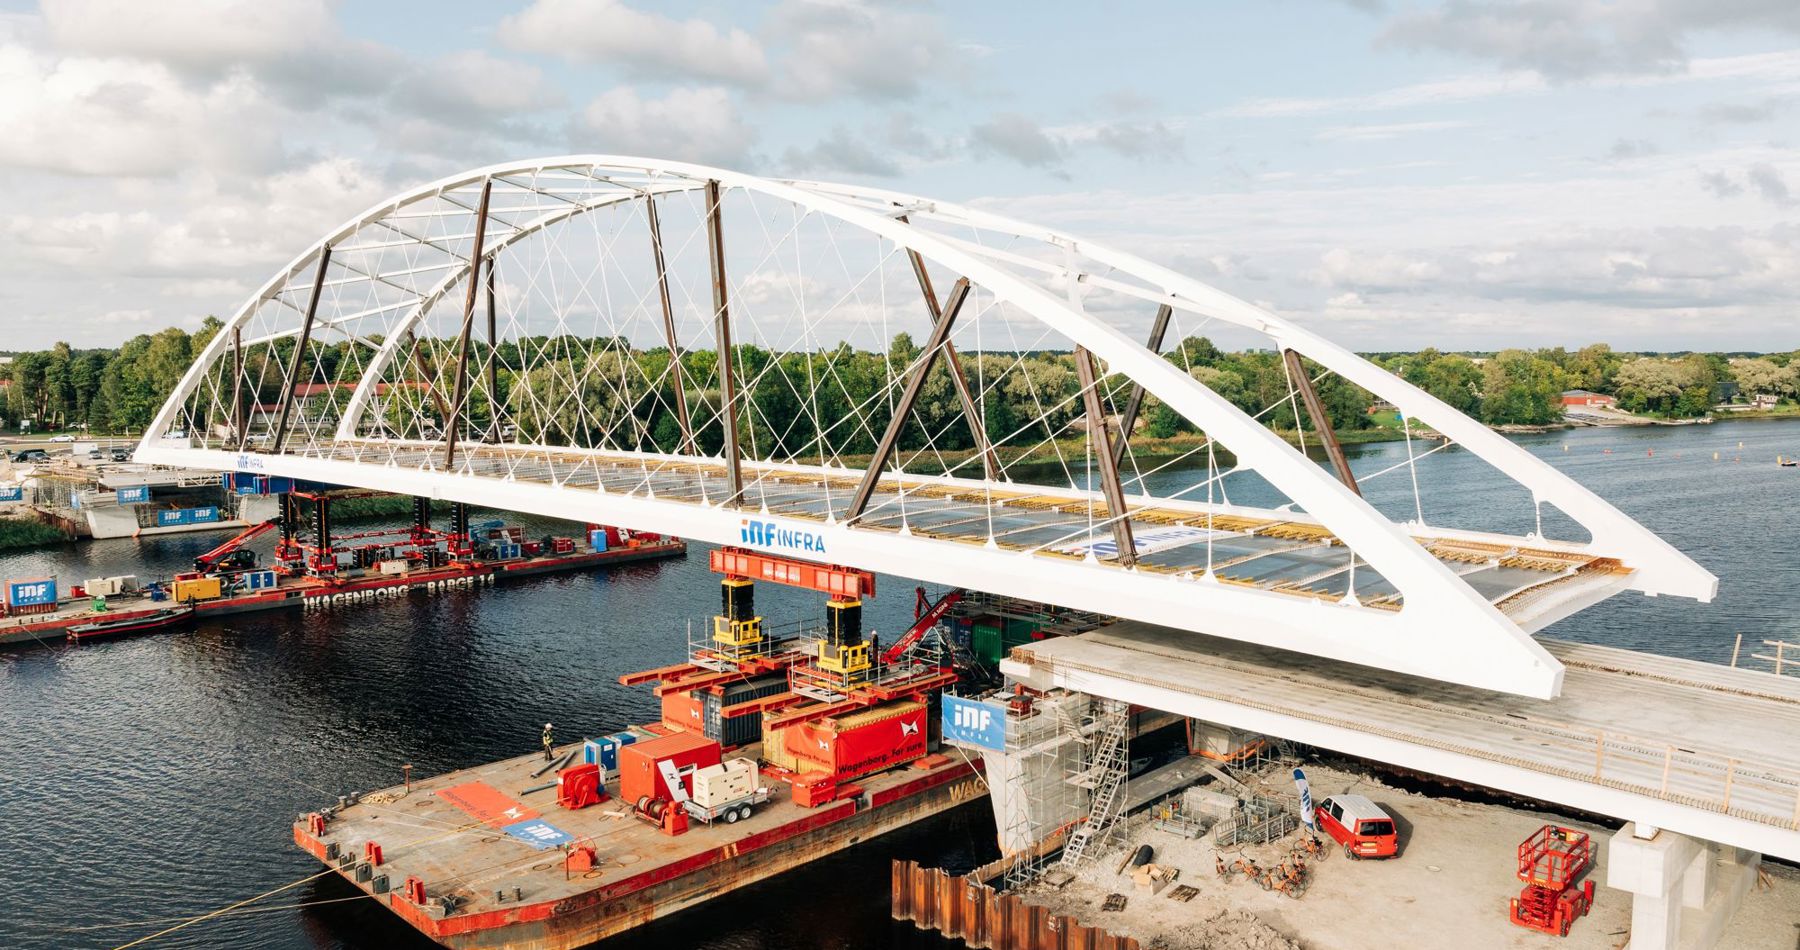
[110,575,139,592]
[377,559,410,575]
[84,577,120,596]
[690,759,758,808]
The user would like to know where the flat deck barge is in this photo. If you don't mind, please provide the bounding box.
[0,538,686,648]
[294,741,984,949]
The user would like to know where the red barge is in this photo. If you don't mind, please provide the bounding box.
[0,521,686,648]
[296,551,989,949]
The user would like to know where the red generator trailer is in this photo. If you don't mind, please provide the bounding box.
[618,732,721,804]
[1510,824,1596,937]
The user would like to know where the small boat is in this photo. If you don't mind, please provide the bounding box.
[1780,458,1798,467]
[66,605,195,642]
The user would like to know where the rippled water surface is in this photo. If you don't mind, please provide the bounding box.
[1,418,1795,949]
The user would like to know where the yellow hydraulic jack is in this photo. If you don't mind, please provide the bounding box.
[816,597,872,684]
[712,577,764,660]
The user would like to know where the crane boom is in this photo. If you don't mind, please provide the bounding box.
[194,519,277,572]
[882,588,964,665]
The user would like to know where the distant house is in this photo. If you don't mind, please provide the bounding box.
[1561,390,1616,409]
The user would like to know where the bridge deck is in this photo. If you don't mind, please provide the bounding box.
[1002,622,1800,861]
[284,439,1628,628]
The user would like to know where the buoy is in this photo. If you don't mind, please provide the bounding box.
[1562,443,1568,451]
[1647,449,1654,457]
[1713,452,1719,461]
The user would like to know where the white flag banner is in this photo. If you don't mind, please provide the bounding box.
[1293,767,1315,830]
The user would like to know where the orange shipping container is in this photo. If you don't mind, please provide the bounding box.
[661,689,705,734]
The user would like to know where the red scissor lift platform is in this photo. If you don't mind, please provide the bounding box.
[1510,824,1596,937]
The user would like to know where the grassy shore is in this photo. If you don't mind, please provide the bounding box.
[0,517,70,551]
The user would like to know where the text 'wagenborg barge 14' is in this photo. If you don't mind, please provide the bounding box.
[295,550,991,949]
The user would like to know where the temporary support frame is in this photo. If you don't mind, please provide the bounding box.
[646,191,696,455]
[230,325,245,451]
[484,255,500,439]
[899,216,997,480]
[270,245,332,454]
[1111,304,1172,470]
[1075,347,1136,566]
[1282,347,1359,496]
[707,180,744,507]
[845,277,973,523]
[442,178,494,469]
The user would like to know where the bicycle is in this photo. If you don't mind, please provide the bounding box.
[1261,861,1307,899]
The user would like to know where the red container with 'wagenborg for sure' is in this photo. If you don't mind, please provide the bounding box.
[793,700,927,782]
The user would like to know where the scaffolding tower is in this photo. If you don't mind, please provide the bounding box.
[1058,696,1130,871]
[987,691,1131,891]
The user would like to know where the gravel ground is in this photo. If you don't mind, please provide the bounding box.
[1013,762,1798,949]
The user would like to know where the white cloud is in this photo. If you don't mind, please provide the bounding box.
[1378,0,1800,80]
[390,50,563,122]
[41,0,337,70]
[767,0,954,101]
[573,87,756,166]
[1316,120,1473,142]
[781,127,902,177]
[498,0,767,85]
[1213,49,1800,120]
[0,43,286,176]
[969,114,1067,169]
[1215,73,1547,118]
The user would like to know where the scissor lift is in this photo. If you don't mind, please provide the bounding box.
[1510,824,1596,937]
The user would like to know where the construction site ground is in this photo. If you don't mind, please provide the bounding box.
[1019,763,1800,950]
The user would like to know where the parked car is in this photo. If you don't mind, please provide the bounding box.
[11,449,49,463]
[48,434,77,443]
[1315,793,1399,859]
[110,448,131,462]
[87,449,103,460]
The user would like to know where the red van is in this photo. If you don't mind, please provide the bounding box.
[1315,794,1399,859]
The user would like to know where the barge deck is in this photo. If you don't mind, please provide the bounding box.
[294,741,985,949]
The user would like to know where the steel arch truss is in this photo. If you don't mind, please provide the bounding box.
[137,156,1716,699]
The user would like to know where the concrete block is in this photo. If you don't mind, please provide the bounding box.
[1679,843,1716,910]
[1608,823,1702,898]
[1181,787,1240,821]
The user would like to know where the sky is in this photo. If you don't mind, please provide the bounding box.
[1,0,1797,353]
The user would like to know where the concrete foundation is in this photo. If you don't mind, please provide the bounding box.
[1606,822,1762,950]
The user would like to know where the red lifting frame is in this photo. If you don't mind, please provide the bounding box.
[709,547,875,599]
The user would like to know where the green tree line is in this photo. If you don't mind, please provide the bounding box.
[4,320,1796,442]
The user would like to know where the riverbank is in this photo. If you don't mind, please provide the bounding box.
[0,516,70,551]
[860,426,1419,477]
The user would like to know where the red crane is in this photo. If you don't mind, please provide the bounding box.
[881,588,964,665]
[193,519,277,573]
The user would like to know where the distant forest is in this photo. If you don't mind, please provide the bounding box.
[2,318,1796,442]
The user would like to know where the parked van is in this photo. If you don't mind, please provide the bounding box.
[1315,793,1398,859]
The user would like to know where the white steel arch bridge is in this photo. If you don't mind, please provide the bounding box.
[136,156,1715,700]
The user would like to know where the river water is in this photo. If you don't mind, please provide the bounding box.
[1,418,1795,949]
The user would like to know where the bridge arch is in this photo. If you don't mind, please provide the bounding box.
[139,156,1714,698]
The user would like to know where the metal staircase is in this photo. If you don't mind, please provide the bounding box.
[1059,698,1129,869]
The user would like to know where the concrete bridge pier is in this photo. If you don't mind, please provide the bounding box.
[1606,822,1760,950]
